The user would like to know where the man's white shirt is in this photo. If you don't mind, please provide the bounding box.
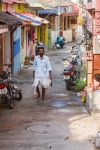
[33,55,52,78]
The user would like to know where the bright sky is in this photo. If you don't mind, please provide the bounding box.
[26,0,79,5]
[71,0,77,4]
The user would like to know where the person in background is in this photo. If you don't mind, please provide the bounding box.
[33,47,52,101]
[55,31,65,48]
[29,40,35,61]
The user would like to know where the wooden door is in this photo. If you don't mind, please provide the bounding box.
[93,54,100,79]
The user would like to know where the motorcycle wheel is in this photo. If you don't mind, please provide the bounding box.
[6,92,14,109]
[14,90,22,101]
[66,81,71,90]
[76,71,80,79]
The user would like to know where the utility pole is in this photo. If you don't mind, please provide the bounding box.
[58,0,61,35]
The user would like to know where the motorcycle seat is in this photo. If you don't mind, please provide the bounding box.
[64,64,74,71]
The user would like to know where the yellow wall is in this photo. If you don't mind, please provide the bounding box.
[37,25,48,46]
[35,27,37,39]
[44,24,48,45]
[0,3,25,12]
[15,3,25,12]
[37,26,40,42]
[40,25,45,43]
[0,3,2,11]
[40,25,48,45]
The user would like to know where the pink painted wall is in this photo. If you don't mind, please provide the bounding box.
[95,12,100,35]
[72,4,79,14]
[96,0,100,11]
[95,0,100,35]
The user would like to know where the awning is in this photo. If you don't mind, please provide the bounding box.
[0,11,22,30]
[32,13,49,24]
[38,9,58,16]
[15,12,49,26]
[10,12,32,25]
[15,12,41,26]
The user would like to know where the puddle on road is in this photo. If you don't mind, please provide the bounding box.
[48,99,68,108]
[55,94,68,97]
[58,107,87,113]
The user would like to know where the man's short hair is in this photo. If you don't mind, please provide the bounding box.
[37,46,44,52]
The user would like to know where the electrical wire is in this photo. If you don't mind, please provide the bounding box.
[43,0,61,19]
[44,2,70,20]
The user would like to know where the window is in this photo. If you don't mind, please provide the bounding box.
[18,4,21,10]
[66,6,72,13]
[71,17,77,24]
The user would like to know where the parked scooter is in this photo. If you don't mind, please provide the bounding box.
[55,36,65,49]
[0,79,14,109]
[71,46,78,55]
[0,71,22,101]
[63,59,81,90]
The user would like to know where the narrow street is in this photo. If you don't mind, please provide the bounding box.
[0,44,97,150]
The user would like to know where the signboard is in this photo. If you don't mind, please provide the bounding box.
[77,16,83,26]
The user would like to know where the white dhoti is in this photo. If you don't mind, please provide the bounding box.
[32,77,51,95]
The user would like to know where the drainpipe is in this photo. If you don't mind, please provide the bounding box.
[92,10,95,88]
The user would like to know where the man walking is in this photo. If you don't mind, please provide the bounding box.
[33,47,52,101]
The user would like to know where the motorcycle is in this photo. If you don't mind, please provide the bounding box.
[71,46,78,55]
[63,59,81,90]
[35,39,47,55]
[0,79,14,109]
[55,36,65,49]
[0,71,22,101]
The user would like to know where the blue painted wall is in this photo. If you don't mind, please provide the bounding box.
[13,27,21,74]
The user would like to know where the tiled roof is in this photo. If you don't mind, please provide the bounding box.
[0,11,22,30]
